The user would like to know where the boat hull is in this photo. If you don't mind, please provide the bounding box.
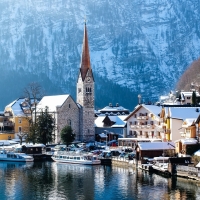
[52,157,100,165]
[0,152,34,162]
[52,153,101,165]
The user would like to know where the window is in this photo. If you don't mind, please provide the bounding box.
[67,119,71,126]
[69,104,71,108]
[134,121,137,125]
[88,129,90,134]
[18,118,22,124]
[140,131,142,135]
[151,121,154,125]
[134,114,137,118]
[18,127,22,132]
[129,130,132,135]
[187,97,190,99]
[78,88,81,93]
[129,121,132,125]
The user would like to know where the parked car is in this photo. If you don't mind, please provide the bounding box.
[119,152,127,158]
[107,140,118,146]
[53,145,66,151]
[125,153,135,160]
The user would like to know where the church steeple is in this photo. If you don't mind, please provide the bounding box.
[76,22,95,142]
[80,22,91,81]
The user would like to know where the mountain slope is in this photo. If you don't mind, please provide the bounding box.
[1,0,200,110]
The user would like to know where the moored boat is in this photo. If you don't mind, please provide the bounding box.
[152,157,170,175]
[0,149,34,162]
[52,151,101,165]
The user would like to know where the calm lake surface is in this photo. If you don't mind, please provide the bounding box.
[0,161,200,200]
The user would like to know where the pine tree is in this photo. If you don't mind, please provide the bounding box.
[60,126,75,147]
[35,107,55,145]
[192,91,197,106]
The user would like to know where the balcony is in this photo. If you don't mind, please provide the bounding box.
[137,116,148,120]
[130,125,137,129]
[141,116,148,120]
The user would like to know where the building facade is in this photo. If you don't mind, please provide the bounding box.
[125,104,162,139]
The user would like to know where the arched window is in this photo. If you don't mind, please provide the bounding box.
[67,119,71,126]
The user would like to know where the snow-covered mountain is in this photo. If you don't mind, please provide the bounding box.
[0,0,200,110]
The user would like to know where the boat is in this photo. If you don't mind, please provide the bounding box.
[52,151,101,165]
[152,157,170,175]
[0,149,34,162]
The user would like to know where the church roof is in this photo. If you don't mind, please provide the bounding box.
[80,22,91,81]
[36,94,70,112]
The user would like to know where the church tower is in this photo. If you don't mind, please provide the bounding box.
[77,22,95,142]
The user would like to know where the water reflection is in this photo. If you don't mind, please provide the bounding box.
[0,162,200,200]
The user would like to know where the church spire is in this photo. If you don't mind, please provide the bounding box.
[80,22,91,81]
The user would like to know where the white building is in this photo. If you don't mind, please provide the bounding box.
[125,104,162,139]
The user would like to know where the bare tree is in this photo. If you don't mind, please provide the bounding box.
[22,82,44,144]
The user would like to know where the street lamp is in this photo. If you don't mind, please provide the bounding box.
[104,130,109,147]
[138,94,142,105]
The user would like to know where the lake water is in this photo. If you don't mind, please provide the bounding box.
[0,161,200,200]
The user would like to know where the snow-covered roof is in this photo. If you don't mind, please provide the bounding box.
[98,133,108,138]
[181,91,200,97]
[37,95,70,112]
[165,107,200,120]
[94,115,127,128]
[0,140,19,146]
[194,150,200,157]
[138,142,175,150]
[143,105,162,116]
[196,162,200,168]
[98,104,129,112]
[15,143,46,148]
[5,98,35,117]
[125,104,162,121]
[182,118,196,127]
[180,138,198,145]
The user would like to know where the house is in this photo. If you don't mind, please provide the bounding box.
[161,107,200,142]
[124,104,162,139]
[178,91,200,105]
[175,118,199,155]
[96,103,130,116]
[0,98,39,140]
[95,115,127,142]
[158,91,200,105]
[135,142,175,161]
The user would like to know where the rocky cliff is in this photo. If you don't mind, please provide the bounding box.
[1,0,200,110]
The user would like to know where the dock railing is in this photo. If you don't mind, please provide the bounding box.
[176,165,199,177]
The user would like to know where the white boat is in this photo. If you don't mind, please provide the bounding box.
[52,151,101,165]
[0,149,34,162]
[152,157,170,174]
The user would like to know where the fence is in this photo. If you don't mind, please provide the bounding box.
[176,165,199,177]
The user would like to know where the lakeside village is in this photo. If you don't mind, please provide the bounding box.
[2,23,200,180]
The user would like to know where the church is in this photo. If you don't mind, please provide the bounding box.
[36,22,95,143]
